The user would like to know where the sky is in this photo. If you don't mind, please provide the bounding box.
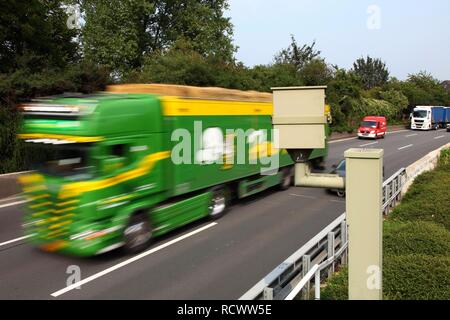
[226,0,450,81]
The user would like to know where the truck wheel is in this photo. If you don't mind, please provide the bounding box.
[208,187,229,220]
[123,213,152,254]
[279,167,294,190]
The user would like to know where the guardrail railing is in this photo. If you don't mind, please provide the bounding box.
[240,168,407,301]
[382,168,407,215]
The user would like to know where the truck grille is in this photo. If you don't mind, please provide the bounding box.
[28,193,77,241]
[414,120,424,128]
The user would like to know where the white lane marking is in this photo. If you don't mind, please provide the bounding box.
[0,195,23,203]
[329,137,358,144]
[0,235,31,247]
[329,129,409,144]
[0,200,28,209]
[398,144,413,151]
[387,129,410,134]
[289,193,317,199]
[330,199,345,203]
[51,222,218,297]
[359,141,378,147]
[405,134,417,138]
[434,135,445,140]
[0,170,32,177]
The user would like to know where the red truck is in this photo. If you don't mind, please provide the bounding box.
[358,116,387,139]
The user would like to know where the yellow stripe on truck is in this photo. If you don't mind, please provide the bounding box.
[18,133,104,143]
[58,151,170,199]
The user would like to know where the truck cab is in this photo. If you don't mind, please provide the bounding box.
[18,94,169,256]
[358,116,387,139]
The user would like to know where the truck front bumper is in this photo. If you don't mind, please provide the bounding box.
[27,222,125,257]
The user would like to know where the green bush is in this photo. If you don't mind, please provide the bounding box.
[384,254,450,300]
[384,221,450,256]
[322,255,450,300]
[390,155,450,230]
[321,268,348,300]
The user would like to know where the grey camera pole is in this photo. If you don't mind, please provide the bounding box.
[345,148,384,300]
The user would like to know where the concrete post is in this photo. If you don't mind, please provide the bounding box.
[344,148,383,300]
[327,232,335,277]
[301,255,311,299]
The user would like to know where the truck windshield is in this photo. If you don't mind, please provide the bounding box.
[361,121,377,128]
[30,144,95,180]
[413,111,428,118]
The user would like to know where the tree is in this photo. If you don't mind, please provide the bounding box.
[352,56,389,90]
[0,0,79,74]
[326,69,364,131]
[274,35,321,72]
[248,63,302,92]
[387,72,449,107]
[327,69,363,105]
[157,0,235,61]
[379,89,409,114]
[299,58,334,86]
[79,0,235,78]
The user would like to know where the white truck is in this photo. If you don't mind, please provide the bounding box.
[410,106,446,130]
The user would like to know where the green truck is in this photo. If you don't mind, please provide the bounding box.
[18,85,329,256]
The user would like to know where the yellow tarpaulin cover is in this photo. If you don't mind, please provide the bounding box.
[106,83,273,103]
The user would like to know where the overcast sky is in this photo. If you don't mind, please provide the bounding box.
[226,0,450,81]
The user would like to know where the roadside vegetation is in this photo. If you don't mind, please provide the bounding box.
[1,1,450,173]
[321,149,450,300]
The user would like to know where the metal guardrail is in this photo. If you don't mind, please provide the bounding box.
[239,213,347,300]
[240,168,407,301]
[382,168,407,215]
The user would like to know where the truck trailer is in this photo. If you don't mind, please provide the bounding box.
[18,85,330,256]
[445,107,450,126]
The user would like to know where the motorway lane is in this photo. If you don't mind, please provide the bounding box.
[326,129,449,176]
[0,199,27,245]
[0,129,448,299]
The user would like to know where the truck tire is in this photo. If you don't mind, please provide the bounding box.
[123,213,152,254]
[279,167,294,190]
[208,186,229,220]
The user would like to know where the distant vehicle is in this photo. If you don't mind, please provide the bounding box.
[328,159,385,198]
[410,106,447,130]
[358,116,387,139]
[329,159,346,198]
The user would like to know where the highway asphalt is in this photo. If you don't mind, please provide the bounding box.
[0,129,449,299]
